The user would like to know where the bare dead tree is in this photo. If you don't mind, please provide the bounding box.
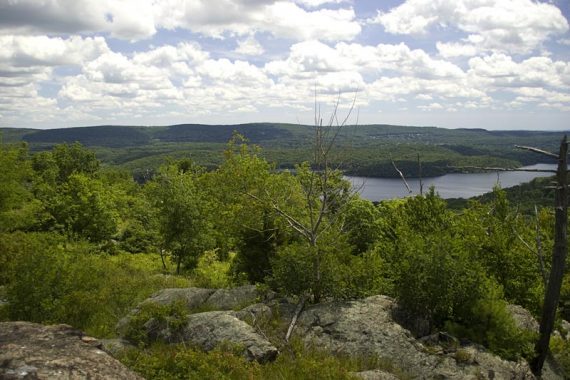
[529,136,568,375]
[248,91,359,340]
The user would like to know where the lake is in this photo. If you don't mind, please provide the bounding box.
[346,164,557,201]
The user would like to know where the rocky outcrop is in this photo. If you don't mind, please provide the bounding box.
[138,284,270,311]
[0,321,142,380]
[120,287,564,379]
[117,285,279,363]
[181,311,278,363]
[294,295,560,380]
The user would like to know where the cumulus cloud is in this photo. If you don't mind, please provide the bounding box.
[0,1,568,129]
[235,35,265,56]
[154,0,361,41]
[294,0,349,8]
[0,0,360,42]
[0,0,156,40]
[266,40,465,80]
[0,35,109,67]
[468,53,570,89]
[371,0,569,54]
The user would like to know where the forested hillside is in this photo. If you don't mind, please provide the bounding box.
[1,123,563,179]
[1,134,570,378]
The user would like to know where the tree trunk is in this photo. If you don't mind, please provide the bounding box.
[176,253,182,275]
[531,135,568,375]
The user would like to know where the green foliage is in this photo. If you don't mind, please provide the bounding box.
[270,237,386,300]
[551,335,570,377]
[192,250,234,289]
[2,135,564,370]
[460,188,545,313]
[44,143,100,183]
[119,343,262,380]
[3,231,189,337]
[118,338,408,380]
[446,295,536,361]
[2,232,67,322]
[147,161,215,272]
[0,143,32,212]
[124,301,188,347]
[49,173,118,242]
[342,197,383,254]
[392,229,493,330]
[375,191,542,360]
[0,143,45,232]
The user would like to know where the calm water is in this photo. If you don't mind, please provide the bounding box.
[347,164,557,201]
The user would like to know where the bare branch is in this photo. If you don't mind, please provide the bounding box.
[515,145,558,159]
[391,160,412,194]
[285,294,307,342]
[246,192,312,241]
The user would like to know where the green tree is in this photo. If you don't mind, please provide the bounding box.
[49,173,118,242]
[342,197,383,255]
[148,161,215,273]
[0,143,44,232]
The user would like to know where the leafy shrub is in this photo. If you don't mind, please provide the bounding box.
[118,338,409,380]
[551,335,570,377]
[124,301,188,347]
[119,343,261,380]
[4,232,190,337]
[192,249,233,288]
[270,238,386,300]
[393,230,492,332]
[446,294,536,361]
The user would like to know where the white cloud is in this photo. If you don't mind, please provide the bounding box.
[436,42,477,58]
[153,0,360,41]
[468,53,570,89]
[371,0,569,54]
[0,0,156,40]
[418,102,444,111]
[0,0,360,42]
[0,35,109,67]
[235,35,265,56]
[294,0,348,8]
[266,40,465,80]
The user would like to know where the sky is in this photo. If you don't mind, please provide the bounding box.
[0,0,569,130]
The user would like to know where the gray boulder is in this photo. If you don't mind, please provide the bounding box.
[131,285,266,313]
[295,295,552,380]
[0,321,142,380]
[117,286,279,363]
[139,310,278,363]
[507,304,540,333]
[181,311,278,363]
[117,285,265,335]
[140,287,216,309]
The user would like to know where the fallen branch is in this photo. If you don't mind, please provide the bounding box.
[285,294,307,342]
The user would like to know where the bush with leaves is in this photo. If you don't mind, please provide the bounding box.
[3,231,189,337]
[270,233,386,300]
